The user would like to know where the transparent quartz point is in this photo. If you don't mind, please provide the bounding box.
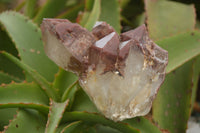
[41,18,95,75]
[41,20,168,121]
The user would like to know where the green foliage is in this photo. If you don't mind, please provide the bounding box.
[145,0,200,132]
[0,11,58,82]
[0,71,21,84]
[156,31,200,73]
[34,0,68,24]
[0,0,199,132]
[58,121,96,133]
[59,121,83,133]
[45,100,69,133]
[24,0,37,19]
[62,111,139,133]
[83,0,100,31]
[57,4,84,21]
[124,117,162,133]
[0,29,24,80]
[95,125,121,133]
[0,82,49,105]
[99,0,121,33]
[0,82,49,114]
[0,108,17,131]
[61,80,78,106]
[53,69,78,96]
[145,0,196,40]
[153,60,195,133]
[71,88,98,112]
[4,109,46,133]
[2,52,59,102]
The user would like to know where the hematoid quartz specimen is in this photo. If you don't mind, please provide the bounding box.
[41,19,168,121]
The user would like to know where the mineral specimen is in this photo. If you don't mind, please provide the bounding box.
[41,19,168,121]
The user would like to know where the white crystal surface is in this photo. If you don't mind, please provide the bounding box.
[44,29,71,70]
[80,45,164,121]
[93,21,103,28]
[187,117,200,133]
[95,32,116,48]
[119,40,130,49]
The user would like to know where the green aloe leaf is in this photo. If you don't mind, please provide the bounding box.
[62,111,140,133]
[85,0,94,11]
[95,124,121,133]
[61,81,78,110]
[119,0,130,9]
[57,121,82,133]
[0,54,23,82]
[196,21,200,29]
[24,0,37,18]
[4,109,46,133]
[59,121,96,133]
[2,51,59,101]
[99,0,121,33]
[45,99,69,133]
[145,0,195,40]
[156,31,200,73]
[71,88,98,112]
[124,117,162,133]
[121,0,144,30]
[0,11,58,82]
[0,71,21,84]
[84,0,101,31]
[146,1,199,132]
[53,69,78,96]
[0,82,49,113]
[134,13,145,27]
[52,69,78,110]
[79,11,90,26]
[34,0,68,24]
[0,108,17,131]
[191,56,200,110]
[78,0,100,29]
[0,82,49,105]
[152,60,197,133]
[0,29,24,80]
[65,0,79,8]
[15,1,26,12]
[57,4,84,21]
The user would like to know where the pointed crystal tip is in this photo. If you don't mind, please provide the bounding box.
[41,19,168,121]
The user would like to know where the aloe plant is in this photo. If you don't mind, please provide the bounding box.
[0,0,199,133]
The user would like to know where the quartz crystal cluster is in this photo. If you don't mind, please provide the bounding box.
[41,19,168,121]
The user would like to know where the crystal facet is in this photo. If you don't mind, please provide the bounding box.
[41,19,168,121]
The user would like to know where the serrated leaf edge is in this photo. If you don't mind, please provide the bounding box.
[45,99,69,133]
[0,11,43,58]
[2,109,19,133]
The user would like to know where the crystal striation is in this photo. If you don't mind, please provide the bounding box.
[41,19,168,121]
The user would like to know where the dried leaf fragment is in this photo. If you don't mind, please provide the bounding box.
[41,19,168,121]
